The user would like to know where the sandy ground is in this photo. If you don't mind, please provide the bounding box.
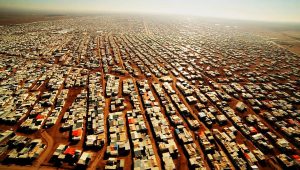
[252,26,300,56]
[0,14,69,25]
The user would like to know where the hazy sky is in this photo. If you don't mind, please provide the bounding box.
[1,0,300,22]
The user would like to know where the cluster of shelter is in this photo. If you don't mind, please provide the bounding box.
[0,16,299,169]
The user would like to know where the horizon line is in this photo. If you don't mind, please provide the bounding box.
[1,8,300,25]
